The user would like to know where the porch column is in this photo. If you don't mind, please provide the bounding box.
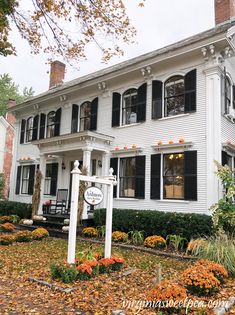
[101,151,110,208]
[82,147,93,219]
[38,154,46,215]
[204,64,223,210]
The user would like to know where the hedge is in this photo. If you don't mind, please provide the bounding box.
[94,209,213,240]
[0,201,32,218]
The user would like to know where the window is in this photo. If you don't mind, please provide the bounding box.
[26,117,33,142]
[71,104,79,133]
[119,157,136,197]
[225,77,231,115]
[44,163,58,196]
[163,153,184,200]
[122,89,138,125]
[80,102,91,131]
[165,76,184,117]
[112,83,147,127]
[15,165,35,195]
[110,156,145,199]
[152,69,197,119]
[21,166,30,194]
[79,98,98,131]
[47,111,56,138]
[151,151,197,201]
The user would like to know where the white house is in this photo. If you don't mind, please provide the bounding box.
[8,0,235,219]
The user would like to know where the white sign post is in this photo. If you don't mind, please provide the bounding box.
[67,160,117,264]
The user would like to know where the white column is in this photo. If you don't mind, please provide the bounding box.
[104,168,114,258]
[68,160,81,264]
[204,64,223,210]
[101,151,110,208]
[81,148,93,219]
[38,154,46,215]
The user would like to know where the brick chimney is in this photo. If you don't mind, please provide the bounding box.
[215,0,235,24]
[2,100,16,199]
[49,60,66,89]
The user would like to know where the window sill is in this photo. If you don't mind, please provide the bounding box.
[114,198,140,201]
[157,199,190,204]
[158,113,190,121]
[223,114,235,124]
[115,123,141,129]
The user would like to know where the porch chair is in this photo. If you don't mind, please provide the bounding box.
[49,189,68,214]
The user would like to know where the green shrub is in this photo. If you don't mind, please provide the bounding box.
[94,209,213,240]
[0,201,32,218]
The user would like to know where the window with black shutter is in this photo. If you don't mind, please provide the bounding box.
[90,97,98,131]
[112,93,121,127]
[110,158,118,197]
[233,85,235,109]
[150,154,161,199]
[39,113,46,139]
[44,163,58,196]
[20,119,26,144]
[15,166,22,194]
[184,69,197,113]
[137,83,147,122]
[184,151,197,201]
[54,108,61,136]
[135,156,145,199]
[32,115,39,141]
[26,117,33,142]
[71,104,79,133]
[152,80,162,119]
[222,151,229,166]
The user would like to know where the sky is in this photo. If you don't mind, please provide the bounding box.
[0,0,215,95]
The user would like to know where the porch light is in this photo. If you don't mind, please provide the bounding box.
[98,160,102,167]
[61,161,66,170]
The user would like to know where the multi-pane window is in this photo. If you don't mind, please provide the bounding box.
[21,166,30,194]
[163,153,184,200]
[47,111,56,138]
[25,117,34,142]
[225,77,231,115]
[122,89,138,125]
[44,163,58,195]
[80,102,91,131]
[119,157,136,198]
[164,76,185,117]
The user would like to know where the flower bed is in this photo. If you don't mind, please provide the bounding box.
[51,253,125,283]
[0,228,49,245]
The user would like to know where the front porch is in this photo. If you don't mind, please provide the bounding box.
[32,130,114,219]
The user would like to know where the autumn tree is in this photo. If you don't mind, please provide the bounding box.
[0,73,34,116]
[0,0,141,63]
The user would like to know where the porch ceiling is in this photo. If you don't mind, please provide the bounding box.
[32,130,114,155]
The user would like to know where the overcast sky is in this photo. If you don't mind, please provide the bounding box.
[0,0,215,95]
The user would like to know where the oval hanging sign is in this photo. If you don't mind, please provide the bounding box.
[84,186,103,206]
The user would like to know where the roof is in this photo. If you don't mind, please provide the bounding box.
[10,18,235,110]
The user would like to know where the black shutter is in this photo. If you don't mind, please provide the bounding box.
[110,158,118,198]
[54,108,61,136]
[71,104,79,133]
[28,165,35,195]
[20,119,26,144]
[15,166,22,194]
[137,83,147,122]
[233,85,235,109]
[50,163,58,196]
[184,69,196,113]
[135,156,145,199]
[90,97,98,131]
[152,80,163,119]
[32,115,39,141]
[112,92,121,127]
[151,154,161,199]
[222,151,228,166]
[39,113,46,139]
[184,151,197,201]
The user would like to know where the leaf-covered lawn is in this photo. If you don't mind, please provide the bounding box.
[0,238,234,314]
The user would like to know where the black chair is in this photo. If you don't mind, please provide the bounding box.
[49,189,68,214]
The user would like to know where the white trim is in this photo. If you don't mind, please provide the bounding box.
[158,113,190,121]
[157,199,190,204]
[152,142,193,151]
[115,122,141,129]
